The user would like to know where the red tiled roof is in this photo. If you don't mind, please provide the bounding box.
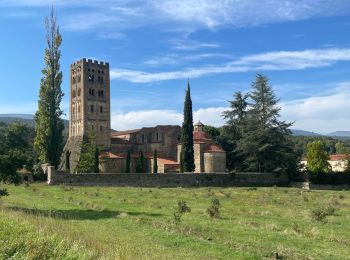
[330,154,350,161]
[157,158,179,165]
[204,144,225,153]
[193,131,211,141]
[100,152,126,159]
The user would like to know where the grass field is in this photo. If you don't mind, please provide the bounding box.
[0,184,349,259]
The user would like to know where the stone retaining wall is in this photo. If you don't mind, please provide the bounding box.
[47,167,288,187]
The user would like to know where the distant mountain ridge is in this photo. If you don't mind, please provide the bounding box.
[291,129,321,137]
[0,114,69,130]
[327,131,350,137]
[0,114,349,139]
[291,129,350,140]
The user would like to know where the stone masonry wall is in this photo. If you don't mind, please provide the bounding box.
[48,168,289,187]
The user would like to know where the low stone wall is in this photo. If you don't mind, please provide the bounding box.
[290,182,350,190]
[47,167,288,187]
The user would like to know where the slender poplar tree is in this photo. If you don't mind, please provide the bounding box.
[34,8,64,168]
[180,82,195,172]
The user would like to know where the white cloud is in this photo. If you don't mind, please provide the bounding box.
[111,107,226,130]
[281,82,350,134]
[170,39,221,51]
[3,0,350,31]
[144,53,232,66]
[111,48,350,83]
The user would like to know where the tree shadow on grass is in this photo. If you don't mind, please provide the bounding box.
[5,206,163,220]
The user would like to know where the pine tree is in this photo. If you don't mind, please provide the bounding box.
[180,82,195,172]
[236,74,297,174]
[153,150,158,173]
[34,8,64,168]
[125,150,131,173]
[221,91,249,170]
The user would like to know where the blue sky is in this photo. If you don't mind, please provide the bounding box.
[1,0,350,133]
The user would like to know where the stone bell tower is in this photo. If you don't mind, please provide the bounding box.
[69,58,111,147]
[59,58,111,172]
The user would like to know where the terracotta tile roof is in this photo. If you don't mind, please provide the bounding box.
[329,154,350,161]
[193,131,211,141]
[204,144,225,153]
[157,157,179,165]
[100,152,126,159]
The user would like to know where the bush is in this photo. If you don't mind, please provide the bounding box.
[32,163,46,181]
[173,211,182,225]
[207,198,221,219]
[311,205,336,222]
[177,200,191,214]
[309,172,350,185]
[0,189,9,198]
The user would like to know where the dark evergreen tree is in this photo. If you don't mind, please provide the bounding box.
[34,8,64,168]
[65,150,70,171]
[75,134,99,173]
[221,91,249,170]
[180,82,195,172]
[125,150,131,173]
[94,148,100,173]
[136,151,145,173]
[153,150,158,173]
[236,74,298,174]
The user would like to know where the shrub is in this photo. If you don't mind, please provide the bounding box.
[0,188,9,198]
[311,205,336,222]
[177,200,191,214]
[309,172,350,185]
[32,163,46,181]
[173,211,182,225]
[207,198,221,219]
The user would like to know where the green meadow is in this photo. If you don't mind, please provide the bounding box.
[0,184,349,259]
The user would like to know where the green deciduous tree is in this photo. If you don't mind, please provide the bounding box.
[0,122,33,195]
[153,150,158,173]
[34,8,64,168]
[180,82,195,172]
[306,141,331,174]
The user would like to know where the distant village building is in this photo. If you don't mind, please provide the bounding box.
[59,59,226,173]
[301,154,349,172]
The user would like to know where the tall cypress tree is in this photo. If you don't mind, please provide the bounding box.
[153,149,158,173]
[180,82,195,172]
[125,150,131,173]
[34,8,64,168]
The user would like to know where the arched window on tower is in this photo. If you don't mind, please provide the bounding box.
[90,105,94,113]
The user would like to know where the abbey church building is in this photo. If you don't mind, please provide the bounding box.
[59,59,226,173]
